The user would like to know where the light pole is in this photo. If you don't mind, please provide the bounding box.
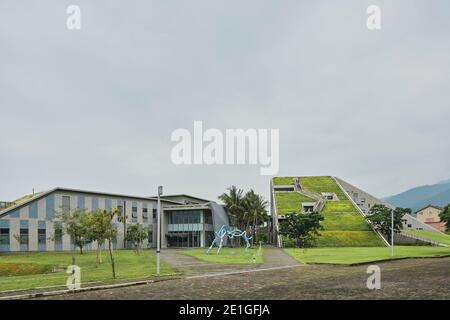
[391,208,394,256]
[156,186,163,276]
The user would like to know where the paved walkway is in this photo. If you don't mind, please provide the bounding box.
[161,247,301,276]
[36,257,450,300]
[262,247,301,267]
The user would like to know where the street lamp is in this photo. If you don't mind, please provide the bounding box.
[156,186,163,275]
[391,208,394,257]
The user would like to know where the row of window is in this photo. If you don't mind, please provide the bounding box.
[7,195,155,221]
[0,227,47,245]
[167,210,213,225]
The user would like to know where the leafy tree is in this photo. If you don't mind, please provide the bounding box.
[367,204,407,240]
[125,224,148,255]
[54,208,90,254]
[85,209,113,264]
[101,208,120,279]
[440,204,450,233]
[278,212,324,248]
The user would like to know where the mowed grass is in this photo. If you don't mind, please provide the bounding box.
[315,231,385,247]
[275,192,315,214]
[274,175,385,247]
[321,201,371,231]
[284,246,450,264]
[300,176,347,199]
[319,200,384,247]
[0,250,176,292]
[179,247,263,264]
[272,177,294,185]
[402,230,450,245]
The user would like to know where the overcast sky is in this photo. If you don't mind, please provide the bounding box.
[1,0,449,202]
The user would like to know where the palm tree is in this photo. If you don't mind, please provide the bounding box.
[218,186,246,230]
[243,190,269,243]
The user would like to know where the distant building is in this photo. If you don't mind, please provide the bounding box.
[415,205,446,232]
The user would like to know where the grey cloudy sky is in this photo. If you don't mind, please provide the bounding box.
[1,0,449,202]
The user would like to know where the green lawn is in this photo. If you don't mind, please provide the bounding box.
[0,250,176,292]
[321,201,371,231]
[273,177,294,185]
[402,230,450,246]
[299,176,348,199]
[180,247,264,264]
[315,231,385,247]
[275,192,315,214]
[284,246,450,264]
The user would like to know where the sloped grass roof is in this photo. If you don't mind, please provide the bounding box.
[299,176,347,199]
[321,201,371,231]
[315,231,384,247]
[274,175,385,247]
[272,177,294,185]
[402,230,450,246]
[275,192,316,214]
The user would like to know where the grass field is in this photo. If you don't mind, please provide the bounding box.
[315,231,384,247]
[299,176,347,199]
[284,246,450,264]
[275,192,315,214]
[402,230,450,245]
[321,201,372,231]
[179,247,264,264]
[0,250,176,292]
[272,177,294,185]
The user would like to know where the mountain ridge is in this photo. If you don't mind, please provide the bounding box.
[384,179,450,213]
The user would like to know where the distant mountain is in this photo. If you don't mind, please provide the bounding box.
[384,180,450,213]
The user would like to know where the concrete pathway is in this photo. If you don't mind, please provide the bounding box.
[35,256,450,300]
[160,246,302,277]
[262,247,302,267]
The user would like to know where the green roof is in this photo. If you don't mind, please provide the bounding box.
[274,176,385,247]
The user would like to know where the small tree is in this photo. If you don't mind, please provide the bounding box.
[440,204,450,233]
[279,212,324,248]
[54,208,90,254]
[125,224,148,255]
[85,209,112,264]
[103,208,120,279]
[367,204,407,240]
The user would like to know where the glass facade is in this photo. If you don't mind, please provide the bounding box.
[166,209,214,248]
[168,210,201,224]
[167,231,201,248]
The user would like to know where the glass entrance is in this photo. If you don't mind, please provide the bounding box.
[167,231,201,248]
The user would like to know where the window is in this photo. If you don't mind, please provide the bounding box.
[148,230,153,244]
[407,224,412,228]
[62,195,70,215]
[0,228,9,245]
[132,206,138,222]
[54,223,63,244]
[204,211,213,225]
[117,205,124,221]
[143,208,148,222]
[20,228,29,245]
[38,228,46,244]
[153,209,157,223]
